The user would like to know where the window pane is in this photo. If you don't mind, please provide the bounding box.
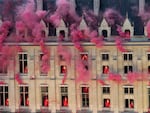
[104,99,110,108]
[130,88,134,94]
[124,88,128,94]
[125,99,129,108]
[130,99,134,108]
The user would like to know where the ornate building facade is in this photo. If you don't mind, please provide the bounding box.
[0,0,150,113]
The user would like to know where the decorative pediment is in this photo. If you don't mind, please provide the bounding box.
[59,19,66,28]
[122,13,134,36]
[79,16,88,30]
[100,18,109,28]
[99,18,111,37]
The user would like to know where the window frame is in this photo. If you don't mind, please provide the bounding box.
[81,86,89,108]
[18,52,28,75]
[39,53,48,76]
[123,52,133,61]
[40,84,49,107]
[60,85,68,107]
[101,53,109,61]
[19,85,29,107]
[124,65,133,74]
[123,86,134,110]
[0,85,9,107]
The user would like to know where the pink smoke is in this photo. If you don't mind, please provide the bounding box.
[103,9,123,26]
[74,42,84,52]
[97,79,106,85]
[15,73,23,84]
[57,44,72,65]
[108,73,122,83]
[146,21,150,38]
[115,38,127,52]
[127,72,140,84]
[76,59,91,83]
[39,41,50,73]
[90,37,103,48]
[62,73,67,84]
[0,21,12,43]
[117,25,130,38]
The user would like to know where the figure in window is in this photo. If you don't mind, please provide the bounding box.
[103,66,109,74]
[61,66,67,74]
[130,100,134,108]
[81,54,88,61]
[63,96,68,107]
[24,66,28,73]
[26,96,29,106]
[5,98,9,106]
[44,96,49,107]
[105,99,110,108]
[83,87,89,93]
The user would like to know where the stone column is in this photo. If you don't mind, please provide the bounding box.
[139,0,145,14]
[36,0,43,11]
[70,0,76,8]
[94,0,100,15]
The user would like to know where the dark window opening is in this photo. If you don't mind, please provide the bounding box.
[81,54,88,61]
[104,99,110,108]
[124,66,133,74]
[60,65,67,74]
[102,30,108,37]
[102,54,109,61]
[125,29,130,37]
[61,87,68,107]
[48,23,56,36]
[41,86,48,107]
[148,54,150,60]
[103,65,109,74]
[81,87,89,107]
[148,66,150,74]
[102,87,110,94]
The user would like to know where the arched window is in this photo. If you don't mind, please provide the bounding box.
[102,30,108,37]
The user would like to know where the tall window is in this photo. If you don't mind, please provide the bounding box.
[124,86,134,109]
[41,86,49,107]
[80,53,89,70]
[148,66,150,74]
[0,85,8,106]
[0,54,7,75]
[81,87,89,107]
[60,86,68,107]
[103,65,109,74]
[123,53,132,61]
[75,0,93,16]
[104,99,110,108]
[60,65,67,75]
[148,88,150,108]
[148,54,150,60]
[19,53,28,75]
[43,0,56,11]
[102,86,110,94]
[124,65,133,74]
[102,86,111,108]
[102,53,109,61]
[40,53,48,76]
[20,86,29,106]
